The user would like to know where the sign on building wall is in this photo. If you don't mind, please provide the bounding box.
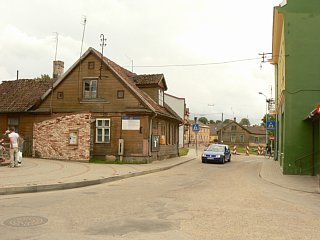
[151,135,160,152]
[122,116,140,130]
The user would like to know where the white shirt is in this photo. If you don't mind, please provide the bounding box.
[8,132,19,148]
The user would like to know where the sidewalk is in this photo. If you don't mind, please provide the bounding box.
[0,149,319,195]
[259,157,320,194]
[0,150,198,195]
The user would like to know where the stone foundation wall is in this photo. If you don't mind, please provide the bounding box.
[33,113,91,161]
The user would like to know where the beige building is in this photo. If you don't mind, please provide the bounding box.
[189,122,210,146]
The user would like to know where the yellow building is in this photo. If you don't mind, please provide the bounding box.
[190,123,210,146]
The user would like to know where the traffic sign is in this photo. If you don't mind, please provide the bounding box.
[266,120,276,130]
[192,123,200,132]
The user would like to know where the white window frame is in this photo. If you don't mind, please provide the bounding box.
[96,118,110,143]
[158,89,164,106]
[83,79,97,99]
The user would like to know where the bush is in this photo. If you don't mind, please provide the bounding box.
[179,148,189,156]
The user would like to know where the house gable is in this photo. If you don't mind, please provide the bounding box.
[37,48,181,121]
[38,50,149,114]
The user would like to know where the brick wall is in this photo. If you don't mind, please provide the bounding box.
[33,113,91,161]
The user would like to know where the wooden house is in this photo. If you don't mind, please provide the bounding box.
[0,47,182,162]
[217,121,266,147]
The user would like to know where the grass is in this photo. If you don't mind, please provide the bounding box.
[234,146,264,156]
[179,148,189,156]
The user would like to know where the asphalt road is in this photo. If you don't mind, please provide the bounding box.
[1,155,320,240]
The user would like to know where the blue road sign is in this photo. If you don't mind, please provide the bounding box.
[266,120,276,130]
[192,123,200,132]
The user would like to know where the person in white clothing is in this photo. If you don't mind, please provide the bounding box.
[8,128,20,167]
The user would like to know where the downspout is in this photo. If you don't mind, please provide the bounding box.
[311,120,315,176]
[149,113,157,162]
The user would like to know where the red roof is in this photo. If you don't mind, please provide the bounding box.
[0,79,54,112]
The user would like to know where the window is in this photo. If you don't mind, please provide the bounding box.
[57,92,64,99]
[158,89,164,106]
[231,125,236,131]
[96,118,110,143]
[240,135,244,143]
[83,79,97,99]
[231,134,236,142]
[117,90,124,99]
[69,130,78,145]
[255,137,259,143]
[8,117,19,132]
[88,61,95,69]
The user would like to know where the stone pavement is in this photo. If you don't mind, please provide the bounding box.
[0,149,319,195]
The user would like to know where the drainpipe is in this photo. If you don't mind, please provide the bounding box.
[311,120,315,176]
[148,113,157,163]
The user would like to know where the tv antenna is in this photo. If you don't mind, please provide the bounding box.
[53,32,59,61]
[99,34,107,79]
[80,15,87,58]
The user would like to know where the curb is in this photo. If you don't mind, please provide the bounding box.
[0,158,196,195]
[258,163,320,195]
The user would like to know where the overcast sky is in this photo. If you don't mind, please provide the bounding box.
[0,0,281,125]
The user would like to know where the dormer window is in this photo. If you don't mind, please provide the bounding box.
[158,89,164,106]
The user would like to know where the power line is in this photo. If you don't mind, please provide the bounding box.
[124,57,261,68]
[122,54,288,69]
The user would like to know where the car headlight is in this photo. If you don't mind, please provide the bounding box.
[215,155,220,158]
[202,154,206,157]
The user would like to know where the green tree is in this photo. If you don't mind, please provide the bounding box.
[198,117,208,124]
[209,120,215,124]
[239,118,250,126]
[223,119,232,124]
[261,114,276,127]
[216,120,222,124]
[34,74,51,81]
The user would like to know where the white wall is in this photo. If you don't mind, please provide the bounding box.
[164,94,185,148]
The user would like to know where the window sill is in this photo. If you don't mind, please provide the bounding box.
[80,98,110,104]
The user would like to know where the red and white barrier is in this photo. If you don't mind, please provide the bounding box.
[233,145,237,155]
[245,146,250,155]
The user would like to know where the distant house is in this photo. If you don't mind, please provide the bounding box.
[0,47,182,162]
[217,121,266,147]
[208,123,221,143]
[164,93,187,148]
[183,107,191,147]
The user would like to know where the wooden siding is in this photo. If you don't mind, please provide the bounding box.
[39,54,145,113]
[137,87,159,103]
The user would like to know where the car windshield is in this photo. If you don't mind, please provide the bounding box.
[206,145,225,152]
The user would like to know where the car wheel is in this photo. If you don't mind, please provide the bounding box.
[228,155,231,162]
[202,159,206,163]
[221,157,225,164]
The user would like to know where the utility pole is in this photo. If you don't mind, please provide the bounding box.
[221,112,224,143]
[259,92,268,145]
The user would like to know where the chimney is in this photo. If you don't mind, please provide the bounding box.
[53,60,64,80]
[234,117,236,122]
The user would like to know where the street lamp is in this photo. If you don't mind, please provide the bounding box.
[258,92,268,145]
